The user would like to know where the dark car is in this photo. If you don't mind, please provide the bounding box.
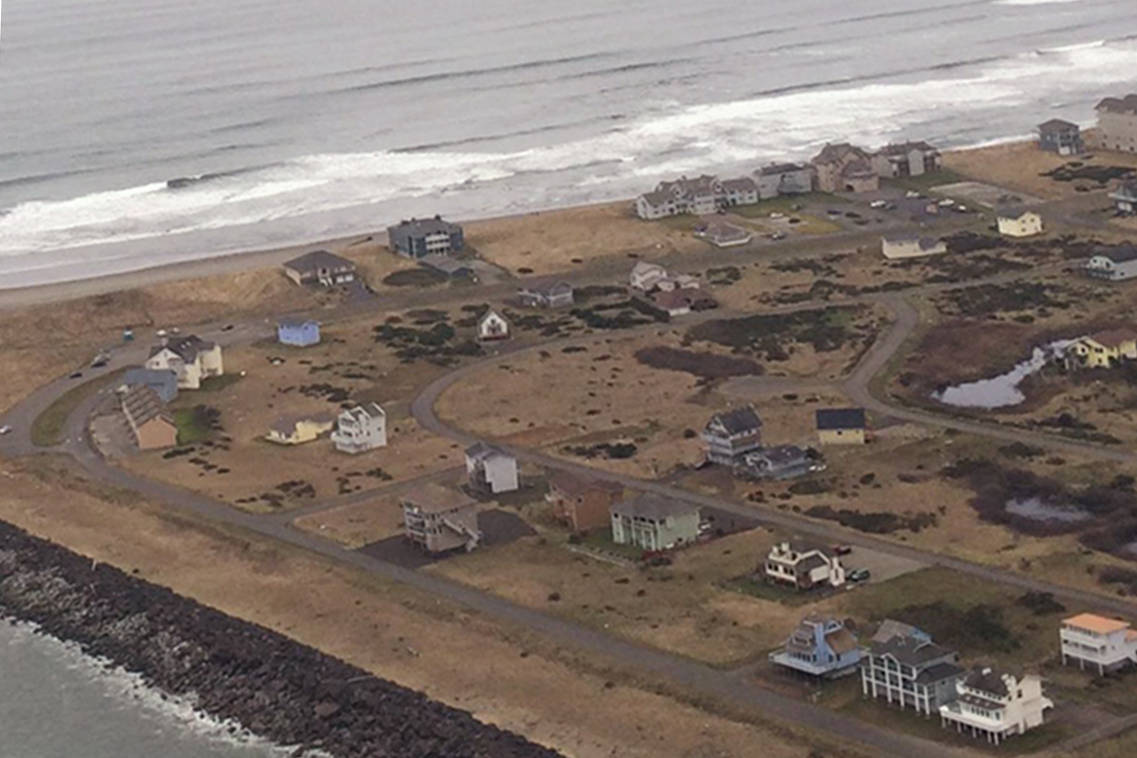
[832,544,853,556]
[69,371,83,379]
[848,568,871,583]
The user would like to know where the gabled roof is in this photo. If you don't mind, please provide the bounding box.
[825,626,859,655]
[1086,328,1137,349]
[1038,118,1079,132]
[812,143,870,165]
[841,158,876,178]
[996,205,1036,220]
[1111,181,1137,201]
[883,234,944,251]
[521,280,573,297]
[652,289,694,312]
[963,666,1010,697]
[816,407,866,430]
[465,441,513,464]
[877,141,938,156]
[283,249,355,273]
[872,633,955,667]
[638,190,673,208]
[150,335,215,363]
[1096,94,1137,114]
[871,619,927,645]
[611,493,698,521]
[278,317,318,329]
[478,308,507,325]
[120,385,171,427]
[124,367,177,387]
[340,403,384,423]
[389,216,461,236]
[914,661,965,685]
[707,406,762,435]
[757,162,810,176]
[720,177,757,193]
[753,444,809,467]
[632,261,667,278]
[1063,612,1131,634]
[1091,244,1137,263]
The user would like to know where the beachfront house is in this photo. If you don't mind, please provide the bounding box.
[331,403,387,453]
[1095,94,1137,153]
[609,494,700,552]
[547,471,624,534]
[265,412,336,445]
[282,250,357,287]
[1084,245,1137,281]
[123,367,178,404]
[387,216,464,258]
[764,541,846,590]
[881,234,947,260]
[811,143,879,193]
[871,141,941,178]
[1068,329,1137,369]
[939,667,1053,745]
[861,620,964,716]
[720,177,759,207]
[1060,613,1137,675]
[277,318,320,347]
[145,335,223,390]
[1038,119,1083,155]
[517,280,574,309]
[465,442,519,495]
[1110,181,1137,214]
[754,163,814,199]
[702,406,763,465]
[996,207,1043,238]
[119,385,177,451]
[769,614,861,678]
[476,309,510,341]
[816,408,867,445]
[402,484,482,553]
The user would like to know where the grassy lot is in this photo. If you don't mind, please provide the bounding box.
[173,407,213,445]
[720,575,834,607]
[31,371,122,447]
[730,193,840,217]
[578,528,649,561]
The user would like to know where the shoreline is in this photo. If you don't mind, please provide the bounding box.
[0,519,561,758]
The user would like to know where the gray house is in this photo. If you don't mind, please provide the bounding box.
[861,620,964,716]
[465,442,519,494]
[1096,94,1137,154]
[871,141,941,178]
[387,217,464,258]
[610,494,700,552]
[1110,181,1137,214]
[702,406,763,465]
[754,163,814,199]
[331,403,387,453]
[1085,245,1137,281]
[1038,119,1083,155]
[282,250,357,287]
[123,367,178,403]
[517,280,574,309]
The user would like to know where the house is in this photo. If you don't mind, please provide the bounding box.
[811,143,880,193]
[996,207,1043,238]
[476,309,510,341]
[277,318,320,347]
[881,234,947,259]
[630,261,668,291]
[1060,613,1137,675]
[872,141,942,178]
[119,385,177,451]
[265,412,336,445]
[610,494,700,552]
[387,216,464,258]
[122,368,178,404]
[816,408,867,445]
[1109,181,1137,214]
[401,484,481,553]
[1038,119,1083,155]
[145,335,223,390]
[331,403,387,453]
[656,273,700,292]
[720,177,759,207]
[939,667,1053,745]
[694,221,752,248]
[418,253,475,279]
[1095,94,1137,154]
[764,541,846,590]
[651,289,692,318]
[547,472,623,533]
[517,280,574,309]
[1069,329,1137,369]
[769,614,862,678]
[1084,245,1137,281]
[702,406,763,465]
[282,250,357,287]
[465,442,518,494]
[861,620,964,716]
[740,445,819,479]
[635,189,677,220]
[754,162,814,199]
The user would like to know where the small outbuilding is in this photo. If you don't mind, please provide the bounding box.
[277,318,320,347]
[815,408,867,445]
[477,309,510,341]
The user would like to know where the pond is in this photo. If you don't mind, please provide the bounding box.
[1005,496,1090,524]
[933,340,1074,409]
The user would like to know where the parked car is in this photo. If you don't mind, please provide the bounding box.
[905,190,922,198]
[848,568,871,583]
[832,544,853,556]
[0,425,12,435]
[768,231,787,241]
[769,212,785,219]
[938,198,955,207]
[69,371,83,379]
[869,200,887,209]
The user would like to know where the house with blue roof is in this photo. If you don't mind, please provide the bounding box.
[769,613,862,678]
[277,318,320,347]
[123,367,178,403]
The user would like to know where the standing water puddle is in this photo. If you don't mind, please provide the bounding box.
[933,340,1075,409]
[1005,496,1090,524]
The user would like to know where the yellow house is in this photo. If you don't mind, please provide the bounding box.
[1070,329,1137,369]
[996,208,1043,238]
[815,408,867,445]
[266,412,336,445]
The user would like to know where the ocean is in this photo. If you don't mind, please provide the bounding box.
[1,0,1136,287]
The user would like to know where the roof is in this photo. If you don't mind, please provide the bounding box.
[914,661,965,685]
[268,411,335,436]
[548,471,623,498]
[611,493,698,521]
[150,335,215,363]
[841,158,875,178]
[1038,118,1079,132]
[720,177,757,193]
[996,205,1036,220]
[1092,244,1137,263]
[707,406,762,435]
[278,317,318,329]
[124,367,176,386]
[757,162,810,176]
[872,634,955,667]
[465,441,513,464]
[652,289,694,312]
[1085,328,1137,349]
[478,308,507,325]
[872,619,926,644]
[419,253,473,275]
[632,261,667,277]
[699,221,751,243]
[340,403,384,423]
[639,190,672,207]
[120,385,170,426]
[754,444,809,467]
[816,407,866,431]
[958,692,1005,711]
[883,234,944,251]
[521,280,573,297]
[877,141,938,156]
[658,174,719,197]
[963,667,1010,697]
[283,249,355,273]
[402,483,477,514]
[1063,613,1131,634]
[1111,181,1137,200]
[812,143,870,165]
[1096,94,1137,114]
[825,627,859,655]
[389,216,461,236]
[795,554,828,574]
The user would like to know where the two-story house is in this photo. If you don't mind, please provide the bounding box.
[1068,329,1137,369]
[811,143,879,193]
[282,250,357,287]
[996,207,1044,238]
[754,163,814,199]
[609,494,700,552]
[1095,94,1137,154]
[871,141,941,178]
[860,620,964,716]
[547,472,624,534]
[1110,181,1137,214]
[387,216,464,258]
[465,442,519,494]
[476,309,510,341]
[1060,613,1137,675]
[402,484,482,553]
[1084,245,1137,281]
[1038,119,1083,156]
[701,406,763,465]
[769,613,862,678]
[331,403,387,453]
[145,335,223,390]
[764,541,846,590]
[939,667,1053,745]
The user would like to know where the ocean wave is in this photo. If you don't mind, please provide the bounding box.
[821,0,992,27]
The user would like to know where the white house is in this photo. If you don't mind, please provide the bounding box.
[764,541,846,590]
[861,621,963,716]
[145,335,223,390]
[331,403,387,454]
[630,261,668,292]
[477,309,510,341]
[939,668,1053,746]
[881,234,948,259]
[465,442,519,494]
[1084,245,1137,281]
[1060,613,1137,675]
[996,208,1044,238]
[610,494,700,552]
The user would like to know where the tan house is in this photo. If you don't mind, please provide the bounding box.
[871,141,941,178]
[811,143,879,193]
[547,471,623,533]
[145,335,223,390]
[1095,94,1137,154]
[265,412,335,445]
[282,250,357,287]
[815,408,866,445]
[402,484,482,553]
[1069,329,1137,369]
[996,208,1043,238]
[120,385,177,450]
[764,541,846,590]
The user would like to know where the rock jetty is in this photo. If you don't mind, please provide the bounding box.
[0,521,561,758]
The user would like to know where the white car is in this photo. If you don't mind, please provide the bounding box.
[869,200,888,209]
[769,212,785,219]
[905,190,922,198]
[938,198,955,207]
[0,425,12,435]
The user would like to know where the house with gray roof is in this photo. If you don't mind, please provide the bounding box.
[1109,180,1137,215]
[861,620,964,716]
[1038,119,1083,155]
[635,174,761,219]
[465,442,518,495]
[1085,244,1137,281]
[145,335,223,390]
[939,667,1053,745]
[387,216,464,258]
[517,280,574,309]
[610,494,700,551]
[702,406,763,465]
[123,367,178,403]
[282,250,357,287]
[741,445,819,480]
[754,163,814,199]
[872,141,941,178]
[769,613,862,678]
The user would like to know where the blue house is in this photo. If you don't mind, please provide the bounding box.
[769,613,862,678]
[277,318,320,347]
[122,367,178,403]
